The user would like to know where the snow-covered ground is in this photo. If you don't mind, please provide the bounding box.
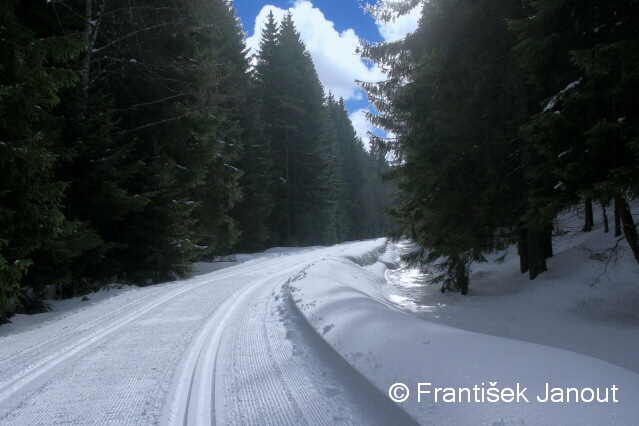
[384,223,639,374]
[288,214,639,424]
[0,243,411,425]
[1,214,638,425]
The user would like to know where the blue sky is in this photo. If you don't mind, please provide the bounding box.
[231,0,422,146]
[233,1,384,44]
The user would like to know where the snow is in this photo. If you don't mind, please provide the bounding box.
[1,213,638,425]
[382,211,639,369]
[0,284,138,336]
[558,149,571,158]
[543,79,582,112]
[0,245,411,425]
[289,224,639,424]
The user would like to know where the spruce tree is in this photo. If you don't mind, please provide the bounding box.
[256,13,336,246]
[221,1,275,253]
[0,0,83,319]
[512,0,639,264]
[54,0,246,282]
[361,0,529,290]
[326,96,378,240]
[189,0,249,256]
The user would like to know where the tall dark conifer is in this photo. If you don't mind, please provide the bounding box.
[232,10,275,252]
[190,0,249,256]
[326,96,379,240]
[256,13,336,246]
[60,0,246,282]
[361,0,529,290]
[512,0,639,264]
[0,0,83,320]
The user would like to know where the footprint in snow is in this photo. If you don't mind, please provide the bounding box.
[322,324,335,335]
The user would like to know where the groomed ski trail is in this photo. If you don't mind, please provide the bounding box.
[0,243,414,425]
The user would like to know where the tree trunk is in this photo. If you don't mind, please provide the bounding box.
[455,257,469,295]
[614,197,622,237]
[527,228,548,280]
[619,197,639,264]
[601,201,609,233]
[544,224,554,258]
[517,226,529,274]
[583,197,594,232]
[285,93,291,243]
[82,0,94,92]
[82,1,106,94]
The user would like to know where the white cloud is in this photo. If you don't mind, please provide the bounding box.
[349,107,389,152]
[245,5,284,55]
[349,108,371,144]
[244,1,417,148]
[246,1,384,102]
[375,2,422,42]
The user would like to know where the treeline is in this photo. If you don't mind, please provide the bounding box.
[362,0,639,293]
[0,0,392,322]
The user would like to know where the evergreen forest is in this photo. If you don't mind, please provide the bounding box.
[2,0,638,322]
[362,0,639,293]
[0,0,392,322]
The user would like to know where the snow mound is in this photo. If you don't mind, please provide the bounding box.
[288,239,639,425]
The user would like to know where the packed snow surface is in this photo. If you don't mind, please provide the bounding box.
[0,244,410,425]
[1,217,638,425]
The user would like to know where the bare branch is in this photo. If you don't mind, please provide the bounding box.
[92,16,190,55]
[115,92,196,112]
[117,114,188,135]
[583,236,627,286]
[83,0,107,92]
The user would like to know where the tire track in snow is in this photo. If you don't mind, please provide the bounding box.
[0,286,166,363]
[0,255,276,365]
[168,277,265,425]
[0,256,278,406]
[166,249,334,426]
[1,242,416,425]
[213,250,417,425]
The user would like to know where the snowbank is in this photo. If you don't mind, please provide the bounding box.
[385,224,639,374]
[288,239,639,425]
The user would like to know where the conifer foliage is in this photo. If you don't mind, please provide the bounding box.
[252,12,388,247]
[0,1,391,322]
[361,0,639,293]
[0,0,83,321]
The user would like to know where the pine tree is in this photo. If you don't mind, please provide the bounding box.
[0,0,83,320]
[326,96,378,240]
[361,0,529,290]
[512,0,639,264]
[58,0,246,282]
[256,13,336,246]
[221,1,275,253]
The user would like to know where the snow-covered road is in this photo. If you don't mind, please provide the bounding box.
[0,242,414,425]
[4,237,639,425]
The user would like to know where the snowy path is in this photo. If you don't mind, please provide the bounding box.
[3,238,639,425]
[0,243,413,425]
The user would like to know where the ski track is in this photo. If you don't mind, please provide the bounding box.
[0,256,276,407]
[0,243,411,425]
